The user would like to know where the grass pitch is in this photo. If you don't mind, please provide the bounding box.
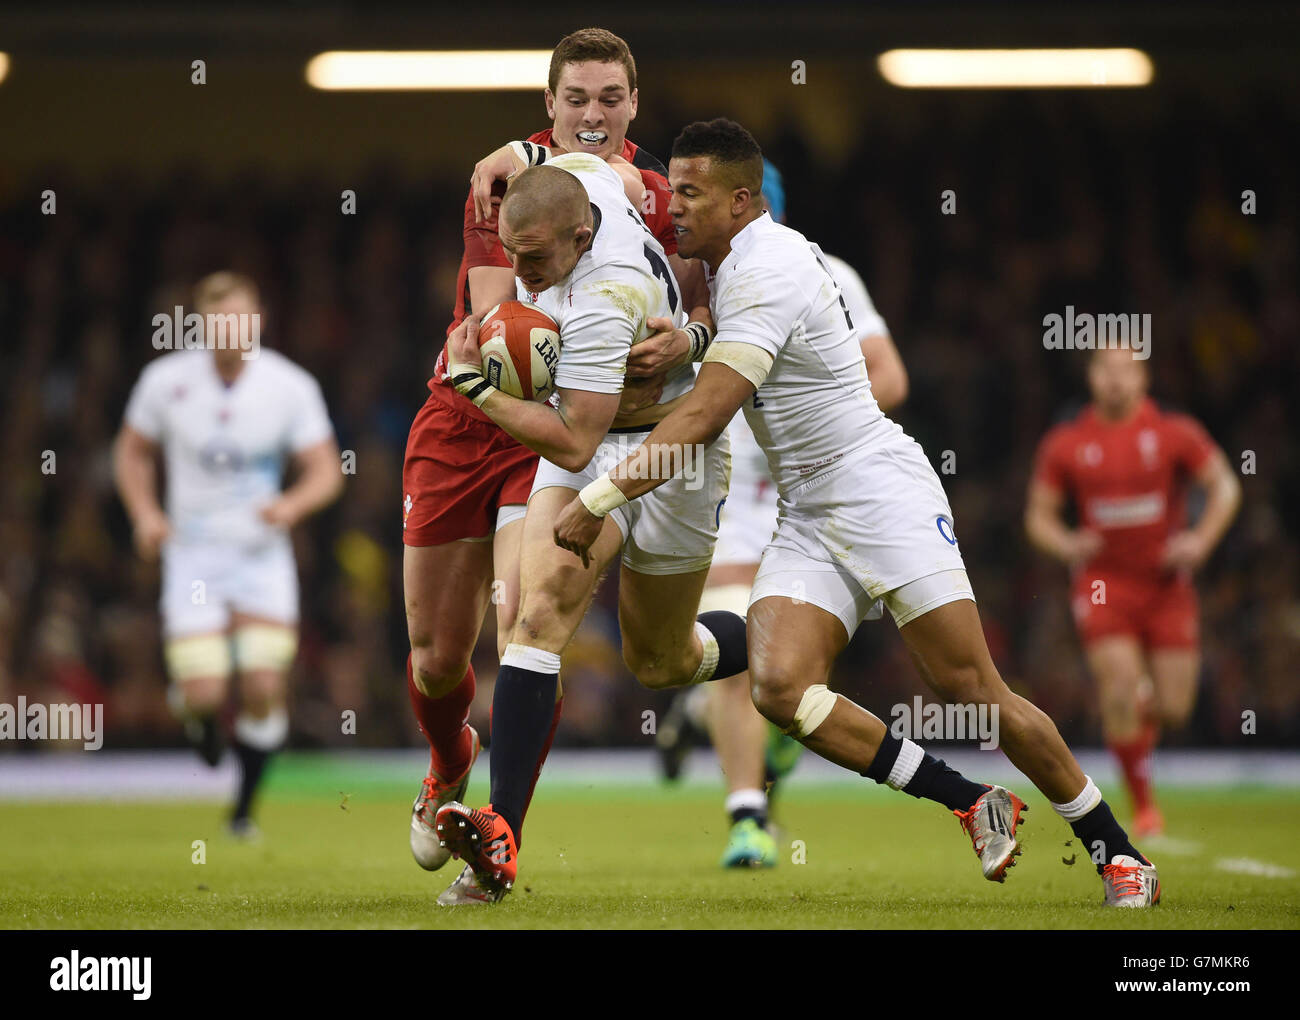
[2,754,1297,929]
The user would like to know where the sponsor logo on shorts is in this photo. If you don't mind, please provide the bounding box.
[0,698,103,750]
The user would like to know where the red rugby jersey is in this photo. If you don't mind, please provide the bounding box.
[1032,397,1218,577]
[428,130,676,422]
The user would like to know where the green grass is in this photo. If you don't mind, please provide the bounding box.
[2,758,1298,929]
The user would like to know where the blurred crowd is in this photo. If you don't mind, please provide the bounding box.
[1,91,1296,754]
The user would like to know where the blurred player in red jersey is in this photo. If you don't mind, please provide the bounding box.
[1026,347,1241,836]
[403,27,703,879]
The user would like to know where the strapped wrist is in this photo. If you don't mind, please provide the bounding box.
[578,474,628,518]
[509,140,550,167]
[450,364,496,407]
[685,321,714,362]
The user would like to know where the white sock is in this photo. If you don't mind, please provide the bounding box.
[1051,775,1102,821]
[234,708,288,751]
[725,788,767,818]
[501,643,563,674]
[886,738,925,790]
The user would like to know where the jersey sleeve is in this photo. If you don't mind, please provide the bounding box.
[827,256,888,338]
[1031,425,1073,494]
[639,170,677,256]
[1166,413,1217,475]
[287,372,336,452]
[123,360,167,440]
[461,184,511,271]
[553,274,645,395]
[711,265,808,359]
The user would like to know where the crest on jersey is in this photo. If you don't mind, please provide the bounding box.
[1080,442,1103,467]
[1138,428,1159,467]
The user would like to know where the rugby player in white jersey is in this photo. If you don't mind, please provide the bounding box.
[660,159,913,867]
[114,272,342,836]
[432,153,747,904]
[554,120,1160,906]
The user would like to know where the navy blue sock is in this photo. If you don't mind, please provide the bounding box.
[488,664,559,843]
[864,732,989,812]
[1069,800,1149,873]
[697,610,747,679]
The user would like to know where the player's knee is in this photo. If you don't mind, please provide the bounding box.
[929,661,1003,707]
[410,644,471,698]
[625,645,693,691]
[748,666,804,728]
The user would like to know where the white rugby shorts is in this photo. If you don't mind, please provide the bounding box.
[531,426,730,575]
[749,435,974,636]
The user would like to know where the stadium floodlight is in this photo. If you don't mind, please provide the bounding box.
[305,50,551,91]
[877,48,1154,88]
[0,53,9,85]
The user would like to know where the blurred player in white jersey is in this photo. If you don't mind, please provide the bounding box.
[114,272,342,836]
[555,120,1160,906]
[432,154,747,904]
[658,160,912,867]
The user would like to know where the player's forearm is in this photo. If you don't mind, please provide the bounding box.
[1192,470,1242,551]
[113,439,163,523]
[281,461,344,520]
[1025,508,1079,564]
[479,392,606,473]
[861,333,908,412]
[671,255,709,313]
[609,401,727,503]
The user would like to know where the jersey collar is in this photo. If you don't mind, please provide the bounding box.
[714,210,774,274]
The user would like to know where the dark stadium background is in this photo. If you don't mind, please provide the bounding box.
[0,1,1296,755]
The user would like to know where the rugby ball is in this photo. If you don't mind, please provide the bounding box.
[478,301,561,402]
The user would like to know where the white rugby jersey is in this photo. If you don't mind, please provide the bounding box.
[710,213,894,494]
[824,254,888,343]
[727,251,891,485]
[517,153,691,405]
[124,348,335,548]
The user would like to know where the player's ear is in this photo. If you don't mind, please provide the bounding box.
[574,224,593,249]
[732,187,754,216]
[628,87,638,121]
[544,89,557,121]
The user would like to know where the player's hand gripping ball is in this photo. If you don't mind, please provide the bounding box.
[478,301,561,402]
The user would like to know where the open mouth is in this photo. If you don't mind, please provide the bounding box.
[575,131,608,147]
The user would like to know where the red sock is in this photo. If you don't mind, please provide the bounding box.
[516,695,563,848]
[406,653,476,779]
[1109,735,1155,813]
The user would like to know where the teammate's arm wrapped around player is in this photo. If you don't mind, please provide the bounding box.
[624,309,714,379]
[554,356,762,562]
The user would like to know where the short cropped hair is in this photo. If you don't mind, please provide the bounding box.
[501,165,591,237]
[549,27,637,94]
[671,118,764,195]
[193,271,259,311]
